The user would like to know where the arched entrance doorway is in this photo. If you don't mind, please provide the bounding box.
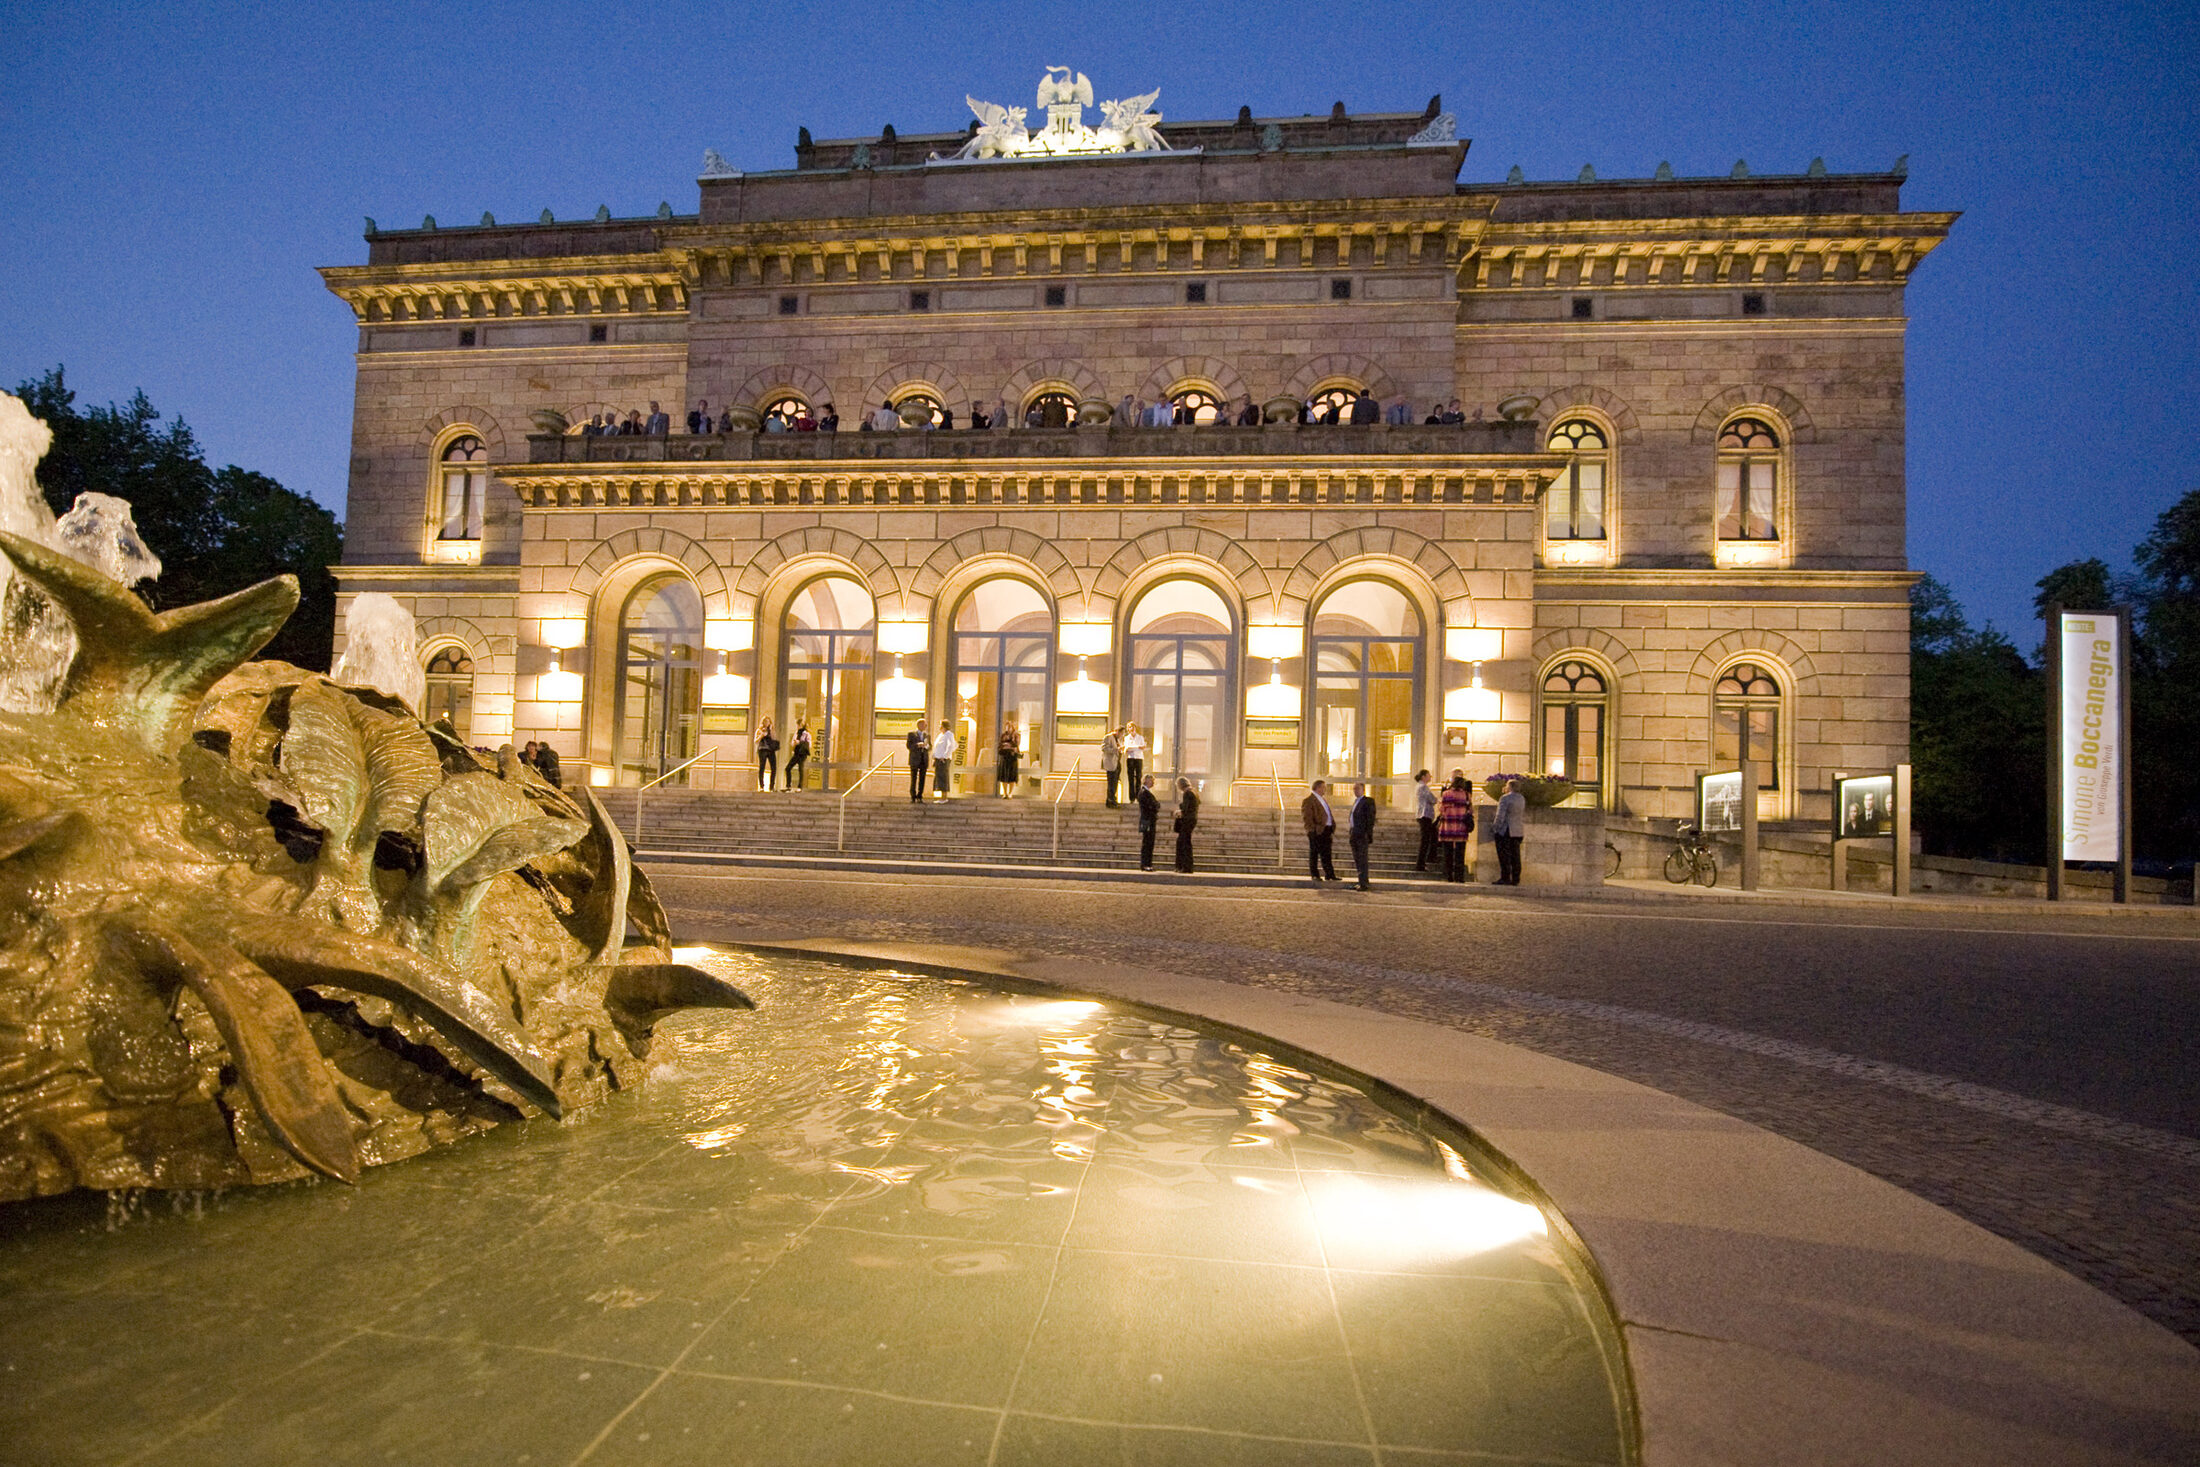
[782,575,876,790]
[1310,579,1423,805]
[1126,578,1235,790]
[615,577,703,785]
[950,578,1052,795]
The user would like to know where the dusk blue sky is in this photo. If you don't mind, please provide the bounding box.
[5,1,2194,636]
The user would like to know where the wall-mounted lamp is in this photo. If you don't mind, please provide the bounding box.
[1056,667,1109,715]
[1245,624,1300,661]
[876,662,927,711]
[1442,664,1501,723]
[588,766,612,787]
[701,671,751,707]
[877,619,929,656]
[1444,626,1505,663]
[1058,621,1111,658]
[541,617,588,651]
[539,659,584,702]
[704,617,754,652]
[1243,624,1302,718]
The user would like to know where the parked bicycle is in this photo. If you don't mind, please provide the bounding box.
[1663,822,1719,887]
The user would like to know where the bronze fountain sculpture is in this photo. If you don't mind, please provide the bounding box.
[0,398,750,1202]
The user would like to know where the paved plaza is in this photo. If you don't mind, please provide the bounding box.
[650,864,2200,1347]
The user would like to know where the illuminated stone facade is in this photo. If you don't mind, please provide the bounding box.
[322,98,1952,818]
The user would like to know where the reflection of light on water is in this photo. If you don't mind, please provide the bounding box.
[671,945,721,963]
[684,1123,746,1151]
[1308,1175,1548,1262]
[1000,999,1105,1028]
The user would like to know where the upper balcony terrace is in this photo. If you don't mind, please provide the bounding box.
[523,418,1542,467]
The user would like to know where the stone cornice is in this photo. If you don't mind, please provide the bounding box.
[332,564,521,588]
[493,456,1561,511]
[320,254,687,323]
[1536,567,1917,596]
[1468,212,1956,289]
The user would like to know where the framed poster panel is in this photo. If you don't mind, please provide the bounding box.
[1699,770,1744,834]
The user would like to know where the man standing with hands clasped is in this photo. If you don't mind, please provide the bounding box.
[1134,774,1160,870]
[1492,777,1528,886]
[1300,779,1339,886]
[905,720,929,804]
[1348,781,1376,891]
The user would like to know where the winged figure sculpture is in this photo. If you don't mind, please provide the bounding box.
[1099,89,1168,152]
[958,96,1030,159]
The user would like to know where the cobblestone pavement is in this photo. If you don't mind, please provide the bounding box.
[650,865,2200,1347]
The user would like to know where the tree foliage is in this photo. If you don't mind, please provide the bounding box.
[1919,488,2200,868]
[14,368,340,669]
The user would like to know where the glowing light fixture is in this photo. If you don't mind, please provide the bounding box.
[875,656,926,711]
[1056,663,1109,714]
[1444,626,1504,663]
[541,617,587,650]
[1058,621,1111,657]
[877,619,929,655]
[588,765,612,787]
[701,671,750,707]
[1246,624,1300,661]
[704,618,753,652]
[1245,665,1302,718]
[538,663,584,701]
[1443,666,1500,723]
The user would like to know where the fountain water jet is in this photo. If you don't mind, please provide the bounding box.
[330,591,426,713]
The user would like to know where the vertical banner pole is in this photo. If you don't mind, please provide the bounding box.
[1739,755,1759,890]
[1829,769,1845,892]
[1895,762,1913,897]
[2045,602,2063,901]
[2116,607,2133,904]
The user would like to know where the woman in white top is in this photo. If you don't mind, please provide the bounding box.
[1122,722,1147,795]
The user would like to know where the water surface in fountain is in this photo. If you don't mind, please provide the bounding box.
[0,950,1631,1466]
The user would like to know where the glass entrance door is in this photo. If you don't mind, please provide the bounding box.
[1308,581,1423,806]
[781,576,876,790]
[950,578,1055,794]
[1130,636,1229,785]
[616,578,704,785]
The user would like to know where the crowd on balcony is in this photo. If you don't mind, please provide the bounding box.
[572,390,1481,439]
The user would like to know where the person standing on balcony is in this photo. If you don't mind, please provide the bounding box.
[1413,769,1439,871]
[1437,773,1474,883]
[930,721,957,800]
[1173,778,1200,873]
[1123,722,1146,794]
[1492,778,1527,886]
[786,721,812,790]
[995,719,1020,797]
[906,720,930,803]
[686,400,710,434]
[1135,775,1159,870]
[645,401,671,435]
[1300,779,1339,886]
[1348,782,1376,891]
[755,719,780,792]
[1100,726,1123,807]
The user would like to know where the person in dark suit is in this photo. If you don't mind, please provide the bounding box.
[1135,775,1160,870]
[1348,781,1376,891]
[1299,779,1339,885]
[1173,778,1199,872]
[905,720,929,803]
[534,741,563,790]
[686,400,711,435]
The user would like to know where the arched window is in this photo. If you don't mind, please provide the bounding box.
[761,393,810,426]
[1310,580,1423,803]
[1716,417,1781,541]
[1168,387,1224,425]
[436,435,488,544]
[1714,662,1781,790]
[951,579,1052,793]
[615,578,703,785]
[1021,389,1078,428]
[1539,660,1607,803]
[890,389,944,427]
[1126,578,1235,785]
[423,645,474,739]
[1307,384,1363,424]
[1547,420,1608,541]
[782,575,876,790]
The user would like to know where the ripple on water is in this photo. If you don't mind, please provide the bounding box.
[0,948,1632,1467]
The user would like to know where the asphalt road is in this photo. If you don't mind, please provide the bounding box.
[649,864,2200,1345]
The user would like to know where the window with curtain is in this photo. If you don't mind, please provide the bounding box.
[1716,418,1780,541]
[1713,662,1781,789]
[437,435,488,542]
[1546,420,1608,541]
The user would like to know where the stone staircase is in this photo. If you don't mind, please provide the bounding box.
[594,785,1442,880]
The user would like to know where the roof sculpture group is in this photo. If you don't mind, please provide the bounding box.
[957,67,1168,160]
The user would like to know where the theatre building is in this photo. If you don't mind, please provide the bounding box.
[320,77,1952,820]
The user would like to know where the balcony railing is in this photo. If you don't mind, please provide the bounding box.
[525,418,1541,466]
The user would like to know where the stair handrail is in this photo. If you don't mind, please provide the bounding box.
[1051,757,1084,860]
[632,749,716,850]
[1271,761,1288,869]
[837,749,905,852]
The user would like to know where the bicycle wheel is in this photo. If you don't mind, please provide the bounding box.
[1663,847,1692,884]
[1694,852,1719,887]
